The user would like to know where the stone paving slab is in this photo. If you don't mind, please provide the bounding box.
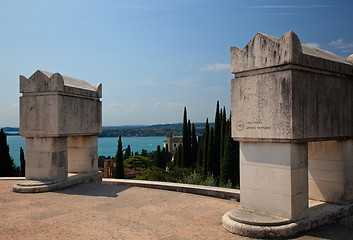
[1,180,353,239]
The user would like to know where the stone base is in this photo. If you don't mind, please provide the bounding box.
[13,171,102,193]
[222,201,353,238]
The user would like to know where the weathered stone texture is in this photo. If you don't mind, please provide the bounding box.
[226,31,353,237]
[20,70,102,137]
[240,142,308,220]
[19,70,102,184]
[231,31,353,142]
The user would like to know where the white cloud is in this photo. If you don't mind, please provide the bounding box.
[154,102,161,107]
[130,103,138,107]
[107,102,120,108]
[303,42,320,48]
[248,5,333,9]
[115,3,173,10]
[329,39,353,52]
[201,63,230,72]
[138,80,155,86]
[204,86,222,92]
[165,102,184,107]
[4,103,19,111]
[171,77,202,87]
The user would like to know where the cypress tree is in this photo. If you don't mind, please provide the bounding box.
[207,127,215,176]
[182,107,191,168]
[191,123,198,167]
[197,135,203,166]
[186,119,192,167]
[115,136,124,178]
[0,129,16,177]
[125,145,131,160]
[214,101,221,179]
[220,107,227,158]
[154,145,161,168]
[175,144,182,167]
[20,147,25,177]
[220,117,240,187]
[161,147,167,170]
[202,119,209,176]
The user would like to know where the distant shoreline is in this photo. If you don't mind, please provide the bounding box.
[2,122,213,138]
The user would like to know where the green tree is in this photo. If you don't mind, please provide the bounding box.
[220,107,227,158]
[175,144,182,167]
[0,129,16,177]
[197,135,203,166]
[214,101,221,179]
[182,107,191,167]
[154,145,162,169]
[141,149,148,157]
[202,119,209,176]
[207,127,215,176]
[160,147,168,170]
[220,118,240,187]
[115,136,124,179]
[20,147,25,177]
[191,123,198,167]
[125,145,131,160]
[124,155,153,169]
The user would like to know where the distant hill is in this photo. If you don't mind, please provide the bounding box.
[100,123,213,137]
[1,127,20,135]
[1,123,214,137]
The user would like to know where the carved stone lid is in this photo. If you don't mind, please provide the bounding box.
[231,31,353,75]
[20,70,102,98]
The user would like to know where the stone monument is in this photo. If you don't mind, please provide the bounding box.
[14,70,102,193]
[223,31,353,237]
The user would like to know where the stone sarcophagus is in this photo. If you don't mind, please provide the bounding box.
[19,70,102,183]
[223,31,353,238]
[231,31,353,142]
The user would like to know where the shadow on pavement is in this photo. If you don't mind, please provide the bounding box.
[56,183,130,198]
[288,223,353,240]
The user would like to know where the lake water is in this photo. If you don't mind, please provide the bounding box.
[7,135,166,167]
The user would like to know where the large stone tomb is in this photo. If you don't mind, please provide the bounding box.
[223,31,353,238]
[14,70,102,193]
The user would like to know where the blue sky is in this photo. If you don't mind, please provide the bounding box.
[0,0,352,127]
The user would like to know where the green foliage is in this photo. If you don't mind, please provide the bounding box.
[202,119,209,176]
[98,155,112,168]
[0,129,17,177]
[129,100,240,189]
[207,127,215,176]
[214,101,221,179]
[177,171,235,188]
[220,118,240,187]
[115,136,124,179]
[20,147,25,177]
[124,145,131,160]
[191,124,198,167]
[182,107,192,168]
[175,144,182,167]
[134,167,174,182]
[124,155,152,169]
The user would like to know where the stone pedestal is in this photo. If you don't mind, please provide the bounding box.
[309,140,353,204]
[240,142,308,221]
[14,70,102,193]
[68,136,98,173]
[223,31,353,238]
[25,137,68,182]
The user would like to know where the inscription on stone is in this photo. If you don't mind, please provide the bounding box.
[236,120,245,131]
[236,121,271,131]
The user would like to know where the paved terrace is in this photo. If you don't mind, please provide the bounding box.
[1,180,353,240]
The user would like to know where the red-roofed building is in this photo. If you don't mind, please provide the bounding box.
[164,131,182,156]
